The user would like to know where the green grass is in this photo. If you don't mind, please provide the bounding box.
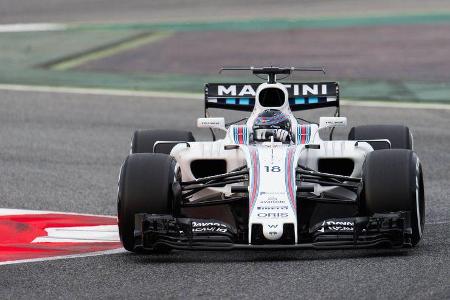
[68,12,450,32]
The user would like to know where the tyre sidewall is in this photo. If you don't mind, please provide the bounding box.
[410,153,425,245]
[363,149,425,246]
[117,153,176,251]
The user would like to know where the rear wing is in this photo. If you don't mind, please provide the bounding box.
[205,82,339,112]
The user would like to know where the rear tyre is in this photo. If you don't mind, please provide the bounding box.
[363,149,425,246]
[131,130,195,154]
[117,153,177,253]
[348,125,412,150]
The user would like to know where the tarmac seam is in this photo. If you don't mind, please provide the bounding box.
[42,31,173,70]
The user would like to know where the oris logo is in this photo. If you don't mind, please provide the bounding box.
[257,212,289,218]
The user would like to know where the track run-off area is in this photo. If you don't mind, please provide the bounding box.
[0,88,448,299]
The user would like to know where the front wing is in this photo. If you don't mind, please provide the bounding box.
[134,212,413,251]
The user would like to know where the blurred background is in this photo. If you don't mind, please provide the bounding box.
[1,2,449,298]
[1,0,450,103]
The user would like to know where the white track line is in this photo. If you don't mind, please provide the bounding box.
[0,83,449,110]
[32,225,119,243]
[0,23,67,33]
[0,248,126,266]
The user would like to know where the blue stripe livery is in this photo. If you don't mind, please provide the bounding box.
[294,98,306,104]
[239,98,250,105]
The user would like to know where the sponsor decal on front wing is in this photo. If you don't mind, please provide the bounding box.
[317,220,355,233]
[191,221,229,233]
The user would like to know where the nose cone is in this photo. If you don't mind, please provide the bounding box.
[262,222,284,240]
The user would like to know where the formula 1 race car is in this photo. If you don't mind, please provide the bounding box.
[117,66,425,253]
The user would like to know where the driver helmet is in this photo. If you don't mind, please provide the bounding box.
[253,109,291,142]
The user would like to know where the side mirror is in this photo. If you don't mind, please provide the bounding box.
[319,117,347,130]
[197,117,226,131]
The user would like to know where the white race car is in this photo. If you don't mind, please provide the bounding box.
[117,67,425,252]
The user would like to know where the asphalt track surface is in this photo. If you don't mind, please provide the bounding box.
[0,89,449,299]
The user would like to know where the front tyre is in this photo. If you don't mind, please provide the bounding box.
[363,149,425,246]
[117,153,177,252]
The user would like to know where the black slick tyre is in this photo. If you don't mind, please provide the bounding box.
[363,149,425,246]
[117,153,177,252]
